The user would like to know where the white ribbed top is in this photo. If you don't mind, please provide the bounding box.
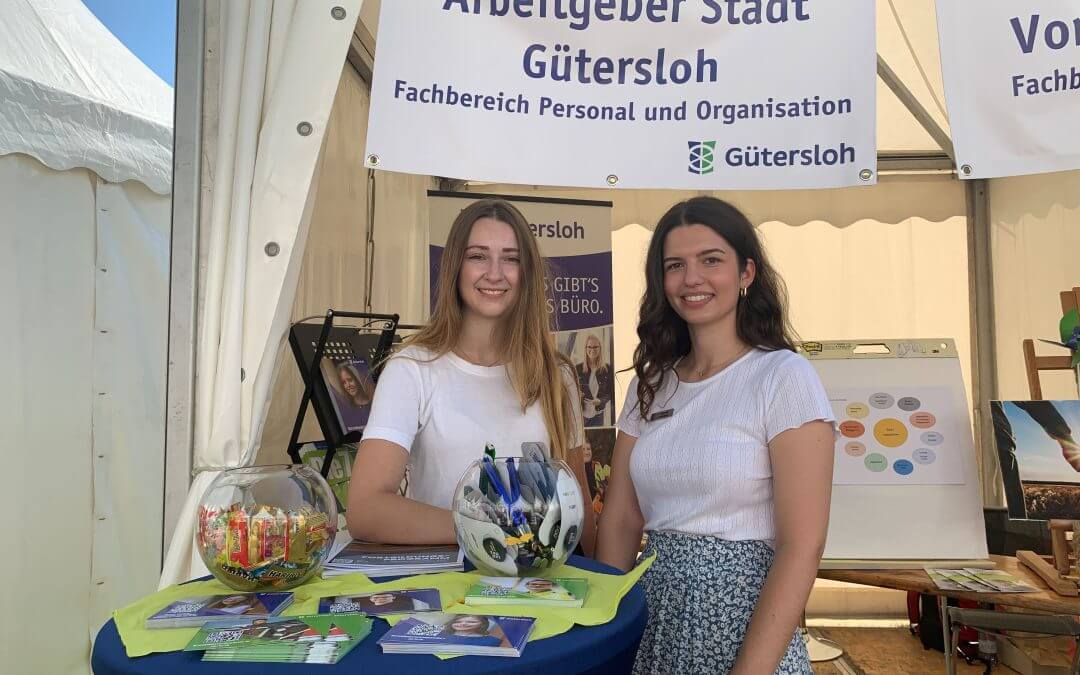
[618,348,834,541]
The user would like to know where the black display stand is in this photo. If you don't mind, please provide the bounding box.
[286,309,399,479]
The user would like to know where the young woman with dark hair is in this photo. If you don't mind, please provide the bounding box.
[596,197,835,674]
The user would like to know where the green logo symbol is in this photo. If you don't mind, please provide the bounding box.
[688,141,716,175]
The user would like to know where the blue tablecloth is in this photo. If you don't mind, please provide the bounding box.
[91,555,647,675]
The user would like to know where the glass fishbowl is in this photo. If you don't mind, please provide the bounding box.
[452,456,584,576]
[196,465,337,591]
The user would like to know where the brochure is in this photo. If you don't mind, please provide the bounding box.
[377,613,535,657]
[184,613,372,665]
[318,588,442,615]
[323,540,464,578]
[961,568,1039,593]
[464,577,588,607]
[144,592,294,629]
[925,567,1038,593]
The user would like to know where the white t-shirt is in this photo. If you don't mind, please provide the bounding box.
[362,346,583,509]
[617,348,834,542]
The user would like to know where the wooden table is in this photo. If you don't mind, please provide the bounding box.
[818,555,1080,672]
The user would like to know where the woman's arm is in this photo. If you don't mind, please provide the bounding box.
[345,439,456,544]
[595,431,646,572]
[729,420,834,675]
[566,444,597,556]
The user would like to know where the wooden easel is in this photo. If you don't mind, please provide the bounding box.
[1018,520,1080,597]
[1022,287,1080,399]
[1015,288,1080,596]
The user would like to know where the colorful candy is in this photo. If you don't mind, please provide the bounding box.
[198,502,335,591]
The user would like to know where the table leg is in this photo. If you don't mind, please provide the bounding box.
[939,595,952,674]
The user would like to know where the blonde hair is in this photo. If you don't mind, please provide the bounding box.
[403,199,580,460]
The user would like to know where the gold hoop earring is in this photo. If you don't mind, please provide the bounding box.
[740,286,747,299]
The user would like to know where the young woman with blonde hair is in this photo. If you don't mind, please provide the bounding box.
[597,197,834,674]
[346,198,594,551]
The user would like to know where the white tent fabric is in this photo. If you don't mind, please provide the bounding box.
[0,1,173,672]
[159,0,363,587]
[0,0,173,194]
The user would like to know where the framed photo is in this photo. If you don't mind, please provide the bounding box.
[992,400,1080,520]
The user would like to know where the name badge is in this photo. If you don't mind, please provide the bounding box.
[648,408,674,422]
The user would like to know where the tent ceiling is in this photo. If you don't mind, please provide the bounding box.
[0,0,173,193]
[358,0,951,156]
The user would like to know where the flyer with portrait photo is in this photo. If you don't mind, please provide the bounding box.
[378,613,535,657]
[319,356,376,433]
[318,588,442,616]
[464,576,588,607]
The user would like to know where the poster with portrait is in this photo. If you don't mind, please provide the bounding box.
[992,400,1080,520]
[319,356,376,434]
[428,192,615,508]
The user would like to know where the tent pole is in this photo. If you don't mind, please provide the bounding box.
[965,179,1000,508]
[164,0,206,567]
[877,54,956,162]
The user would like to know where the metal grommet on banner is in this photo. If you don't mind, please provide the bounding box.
[296,121,313,136]
[264,241,280,257]
[960,164,973,176]
[331,6,347,20]
[606,174,619,186]
[859,168,874,182]
[368,154,381,166]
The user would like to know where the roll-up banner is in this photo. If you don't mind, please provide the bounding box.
[937,0,1080,179]
[368,2,878,190]
[427,191,617,514]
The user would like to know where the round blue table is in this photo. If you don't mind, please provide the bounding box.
[92,555,647,674]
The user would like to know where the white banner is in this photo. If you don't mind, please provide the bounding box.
[937,1,1080,179]
[365,1,877,190]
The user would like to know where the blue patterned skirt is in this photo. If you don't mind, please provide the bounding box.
[633,531,811,675]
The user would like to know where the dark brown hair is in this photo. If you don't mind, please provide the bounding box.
[633,197,797,419]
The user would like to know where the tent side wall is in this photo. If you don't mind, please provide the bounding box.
[990,170,1080,401]
[1,154,169,675]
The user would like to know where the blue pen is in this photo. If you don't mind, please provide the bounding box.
[481,456,531,535]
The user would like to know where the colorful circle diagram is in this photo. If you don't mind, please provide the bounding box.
[837,391,944,480]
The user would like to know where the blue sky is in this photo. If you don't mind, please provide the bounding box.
[83,0,177,86]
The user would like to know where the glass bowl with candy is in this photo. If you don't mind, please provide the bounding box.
[196,465,337,591]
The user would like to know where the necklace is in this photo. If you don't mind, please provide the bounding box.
[687,345,752,380]
[453,347,501,367]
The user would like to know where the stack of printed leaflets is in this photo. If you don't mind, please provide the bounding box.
[323,540,464,578]
[318,588,443,615]
[145,592,294,628]
[464,577,589,607]
[925,567,1039,593]
[378,613,535,657]
[184,613,373,664]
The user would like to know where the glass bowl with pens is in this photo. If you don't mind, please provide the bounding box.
[451,443,585,576]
